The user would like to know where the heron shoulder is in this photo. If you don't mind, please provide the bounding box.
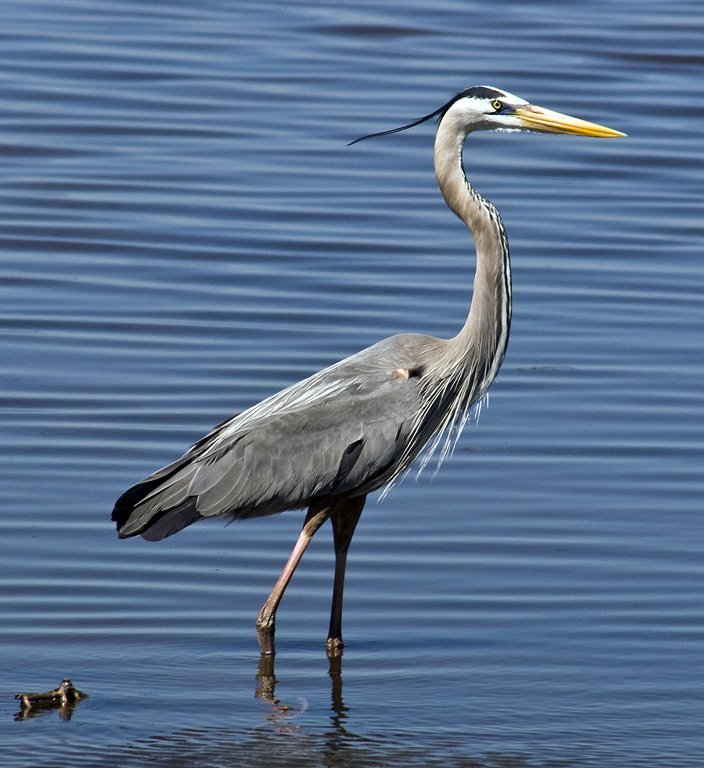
[192,333,436,460]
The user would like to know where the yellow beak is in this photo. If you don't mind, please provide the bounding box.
[515,105,626,138]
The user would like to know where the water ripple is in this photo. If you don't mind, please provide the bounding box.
[2,1,703,767]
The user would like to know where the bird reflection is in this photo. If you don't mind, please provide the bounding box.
[254,652,277,704]
[327,654,349,733]
[254,653,300,726]
[255,649,350,734]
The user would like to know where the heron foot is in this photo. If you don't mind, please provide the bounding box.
[257,626,276,656]
[256,610,276,656]
[326,636,344,659]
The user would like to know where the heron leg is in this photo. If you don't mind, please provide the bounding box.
[256,501,330,655]
[326,494,366,657]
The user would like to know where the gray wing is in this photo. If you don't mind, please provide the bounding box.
[112,333,439,540]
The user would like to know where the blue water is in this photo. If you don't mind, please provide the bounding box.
[1,1,703,766]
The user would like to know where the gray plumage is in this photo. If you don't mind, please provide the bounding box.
[112,85,624,654]
[115,334,432,539]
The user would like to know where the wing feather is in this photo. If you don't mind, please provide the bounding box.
[113,334,436,539]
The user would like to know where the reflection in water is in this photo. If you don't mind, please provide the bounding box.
[254,653,308,728]
[255,652,349,736]
[80,653,545,768]
[254,653,277,706]
[13,699,81,723]
[3,0,703,765]
[327,654,349,735]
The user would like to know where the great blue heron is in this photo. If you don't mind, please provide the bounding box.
[113,86,624,655]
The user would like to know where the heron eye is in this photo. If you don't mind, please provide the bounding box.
[491,99,503,112]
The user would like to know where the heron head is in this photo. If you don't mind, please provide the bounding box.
[451,86,626,138]
[350,85,625,144]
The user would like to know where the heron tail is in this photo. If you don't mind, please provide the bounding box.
[111,453,201,541]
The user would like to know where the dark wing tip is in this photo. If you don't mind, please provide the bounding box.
[111,451,195,535]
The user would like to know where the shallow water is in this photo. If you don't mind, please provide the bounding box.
[1,1,703,766]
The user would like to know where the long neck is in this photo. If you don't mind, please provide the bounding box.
[433,114,512,395]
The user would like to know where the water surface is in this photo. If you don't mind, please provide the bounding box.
[1,1,703,766]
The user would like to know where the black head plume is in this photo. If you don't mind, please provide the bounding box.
[348,105,446,146]
[348,86,504,146]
